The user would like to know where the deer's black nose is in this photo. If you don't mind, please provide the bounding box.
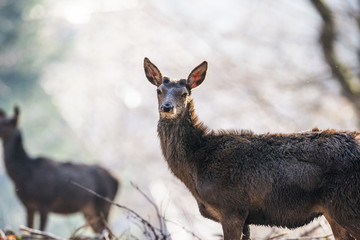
[161,103,174,112]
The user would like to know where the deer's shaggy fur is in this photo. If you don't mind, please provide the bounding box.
[144,57,360,240]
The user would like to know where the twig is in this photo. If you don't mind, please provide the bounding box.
[130,182,204,240]
[71,180,203,240]
[101,228,112,240]
[118,228,130,240]
[299,224,322,237]
[274,234,333,240]
[163,218,202,240]
[267,232,289,240]
[264,223,333,240]
[69,223,89,239]
[264,228,281,239]
[100,214,116,239]
[130,181,168,237]
[19,225,64,240]
[69,180,165,240]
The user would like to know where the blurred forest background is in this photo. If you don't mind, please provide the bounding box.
[0,0,359,239]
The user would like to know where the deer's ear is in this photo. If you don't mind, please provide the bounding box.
[187,61,207,89]
[13,106,19,126]
[144,58,163,86]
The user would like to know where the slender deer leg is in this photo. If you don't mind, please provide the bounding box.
[39,208,48,231]
[242,224,250,240]
[83,203,104,233]
[26,208,34,228]
[222,212,247,240]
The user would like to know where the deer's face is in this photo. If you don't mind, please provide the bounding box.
[144,58,207,119]
[156,78,190,119]
[0,107,19,139]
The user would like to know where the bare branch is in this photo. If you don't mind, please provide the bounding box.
[267,232,289,240]
[130,181,168,237]
[69,180,169,240]
[69,223,89,239]
[273,234,333,240]
[19,225,64,240]
[299,223,322,237]
[163,218,203,240]
[310,0,360,121]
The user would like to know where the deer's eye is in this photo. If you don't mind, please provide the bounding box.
[182,93,187,98]
[157,89,162,95]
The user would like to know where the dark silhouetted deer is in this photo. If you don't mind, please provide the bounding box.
[144,57,360,240]
[0,107,119,233]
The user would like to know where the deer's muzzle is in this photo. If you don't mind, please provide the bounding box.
[160,103,174,113]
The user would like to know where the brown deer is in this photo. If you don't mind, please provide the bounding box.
[0,107,119,233]
[144,57,360,240]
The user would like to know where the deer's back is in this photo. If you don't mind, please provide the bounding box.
[201,129,360,177]
[192,129,360,227]
[17,157,117,213]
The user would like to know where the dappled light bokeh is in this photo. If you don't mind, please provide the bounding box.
[0,0,359,239]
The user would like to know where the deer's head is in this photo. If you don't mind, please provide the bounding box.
[0,106,19,139]
[144,58,207,119]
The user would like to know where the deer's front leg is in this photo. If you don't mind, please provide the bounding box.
[221,210,248,240]
[39,207,49,231]
[242,224,250,240]
[26,208,34,228]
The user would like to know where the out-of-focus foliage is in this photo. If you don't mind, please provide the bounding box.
[0,0,70,104]
[0,0,42,99]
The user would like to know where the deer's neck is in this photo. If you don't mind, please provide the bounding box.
[2,130,30,182]
[157,99,207,185]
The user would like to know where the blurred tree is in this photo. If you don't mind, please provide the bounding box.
[0,0,44,99]
[310,0,360,124]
